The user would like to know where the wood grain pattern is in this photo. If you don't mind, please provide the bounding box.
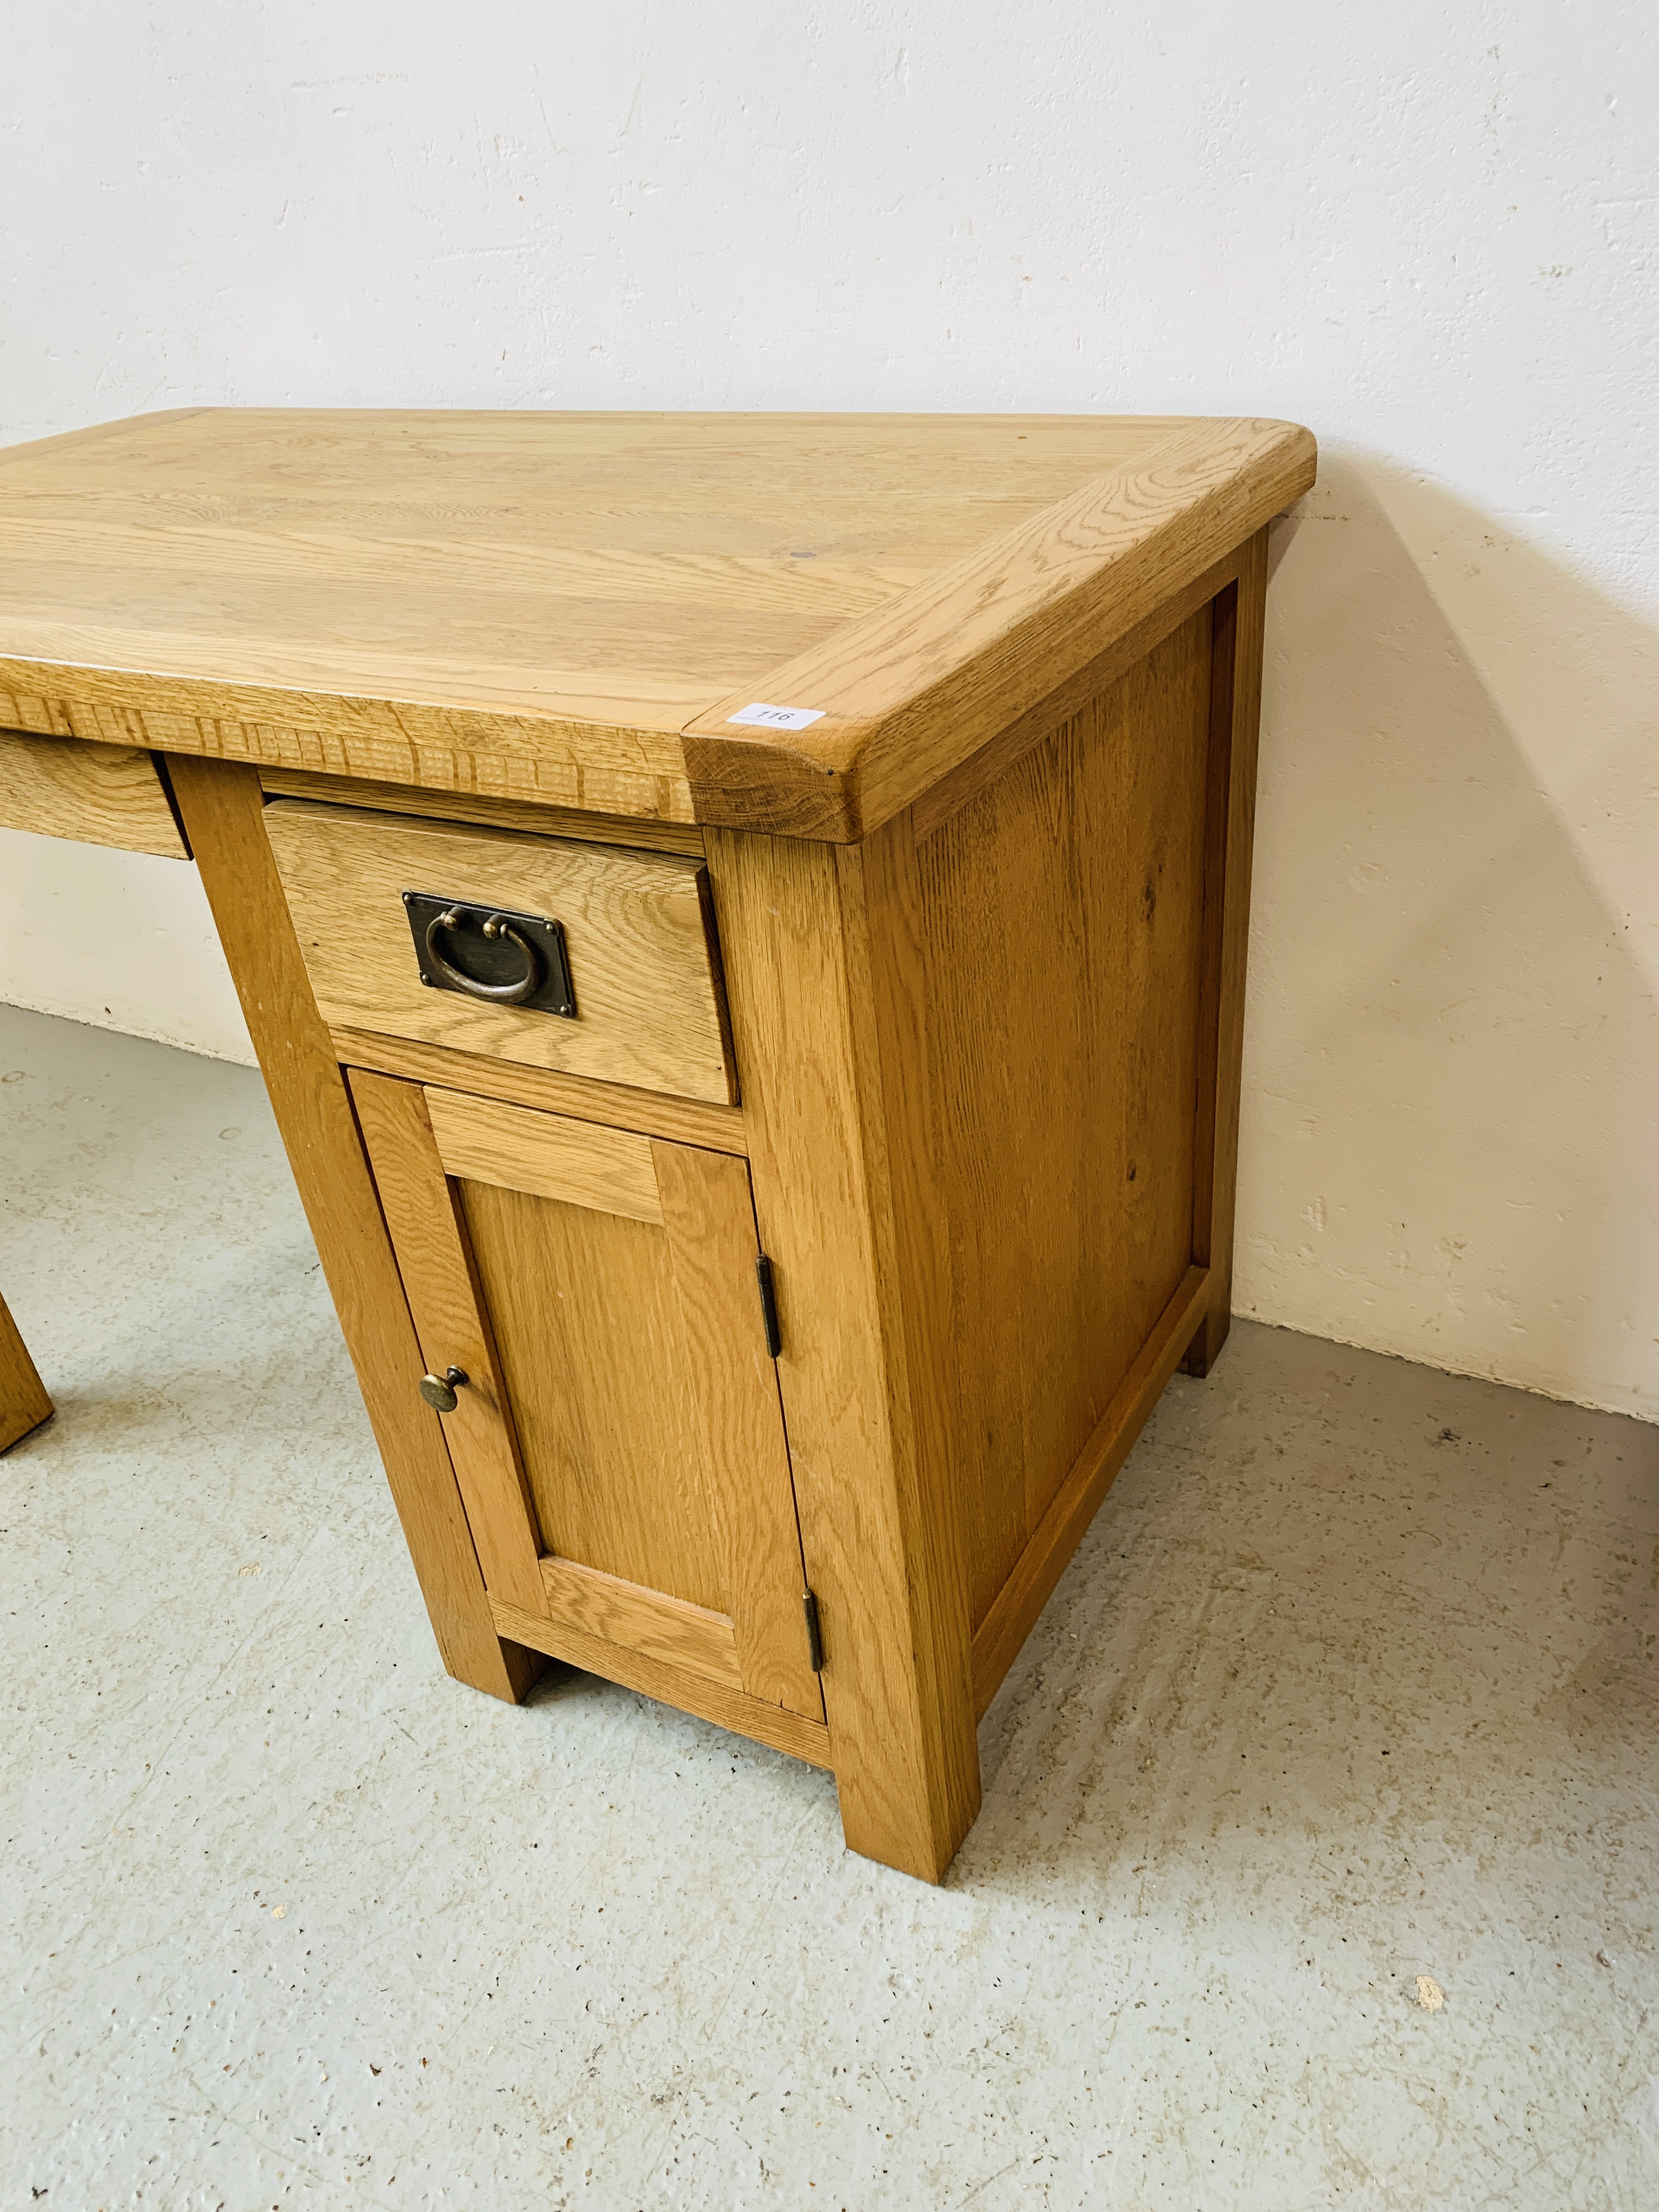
[459,1173,730,1615]
[909,546,1241,840]
[970,1266,1212,1714]
[352,1073,815,1721]
[333,1028,747,1154]
[0,729,189,856]
[539,1555,741,1687]
[652,1139,822,1719]
[0,409,1178,741]
[0,416,1293,1881]
[905,610,1215,1632]
[264,799,736,1103]
[0,1293,53,1453]
[704,825,979,1882]
[1184,530,1269,1378]
[259,765,708,857]
[425,1088,663,1224]
[0,408,207,467]
[349,1071,549,1618]
[5,669,699,826]
[0,409,1310,836]
[684,418,1315,839]
[164,752,541,1703]
[489,1596,833,1770]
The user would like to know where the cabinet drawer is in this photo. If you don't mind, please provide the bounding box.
[0,730,189,857]
[264,799,736,1103]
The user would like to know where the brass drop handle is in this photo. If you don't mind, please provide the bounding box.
[424,907,545,1005]
[419,1365,469,1413]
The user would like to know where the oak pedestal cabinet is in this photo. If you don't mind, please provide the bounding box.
[0,408,1316,1881]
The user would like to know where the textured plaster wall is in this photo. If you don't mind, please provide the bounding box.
[2,3,1655,1418]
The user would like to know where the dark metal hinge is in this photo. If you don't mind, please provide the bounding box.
[755,1253,782,1359]
[802,1587,825,1673]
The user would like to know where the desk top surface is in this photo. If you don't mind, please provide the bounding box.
[0,408,1314,840]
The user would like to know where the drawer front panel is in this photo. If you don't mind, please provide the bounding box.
[265,799,735,1102]
[0,729,188,857]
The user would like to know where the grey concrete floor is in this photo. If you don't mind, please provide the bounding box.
[2,1002,1657,2211]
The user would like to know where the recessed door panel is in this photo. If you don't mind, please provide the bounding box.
[461,1181,726,1613]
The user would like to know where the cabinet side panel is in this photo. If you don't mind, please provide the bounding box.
[912,608,1214,1633]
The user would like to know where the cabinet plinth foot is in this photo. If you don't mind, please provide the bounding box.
[1182,1305,1232,1380]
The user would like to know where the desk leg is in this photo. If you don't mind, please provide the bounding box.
[1184,528,1268,1380]
[706,825,980,1884]
[166,753,542,1704]
[1,1294,53,1453]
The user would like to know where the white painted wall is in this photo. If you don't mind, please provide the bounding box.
[3,3,1655,1418]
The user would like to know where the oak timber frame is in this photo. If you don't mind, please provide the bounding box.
[162,529,1268,1883]
[2,409,1314,1882]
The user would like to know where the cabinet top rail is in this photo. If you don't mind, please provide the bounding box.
[0,408,1314,841]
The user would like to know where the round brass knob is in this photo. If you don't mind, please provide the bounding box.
[418,1365,469,1413]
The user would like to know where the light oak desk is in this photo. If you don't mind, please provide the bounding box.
[0,410,1315,1881]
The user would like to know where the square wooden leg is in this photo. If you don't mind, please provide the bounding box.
[166,753,543,1705]
[0,1294,53,1454]
[1184,528,1268,1380]
[707,825,980,1883]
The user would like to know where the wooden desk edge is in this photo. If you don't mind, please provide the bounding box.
[0,409,210,469]
[2,415,1313,849]
[681,416,1317,840]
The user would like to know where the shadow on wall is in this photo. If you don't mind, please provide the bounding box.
[1239,450,1659,1420]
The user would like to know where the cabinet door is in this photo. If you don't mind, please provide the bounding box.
[351,1073,823,1724]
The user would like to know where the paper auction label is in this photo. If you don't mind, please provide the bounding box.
[726,702,826,731]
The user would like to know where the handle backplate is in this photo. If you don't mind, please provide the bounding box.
[402,890,576,1018]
